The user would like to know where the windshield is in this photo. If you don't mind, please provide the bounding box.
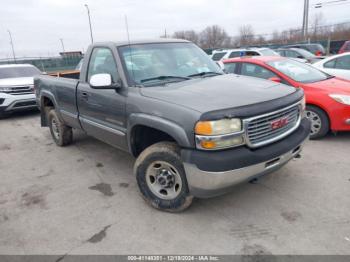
[118,43,222,85]
[0,66,41,79]
[267,59,329,83]
[259,49,279,56]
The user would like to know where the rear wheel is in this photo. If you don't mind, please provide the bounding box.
[305,105,329,139]
[134,142,193,212]
[48,109,73,146]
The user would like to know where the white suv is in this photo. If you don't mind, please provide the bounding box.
[211,48,279,61]
[0,64,41,117]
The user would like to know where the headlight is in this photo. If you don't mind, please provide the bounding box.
[195,118,242,135]
[195,118,244,150]
[329,94,350,105]
[0,86,11,92]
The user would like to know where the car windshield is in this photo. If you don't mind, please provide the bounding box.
[259,49,279,56]
[0,66,41,79]
[267,59,329,83]
[118,42,222,86]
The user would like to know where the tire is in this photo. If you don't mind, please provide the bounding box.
[48,109,73,146]
[305,105,329,139]
[134,142,193,212]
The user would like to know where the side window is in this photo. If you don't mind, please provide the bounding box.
[335,56,350,70]
[324,59,336,68]
[224,63,237,73]
[285,50,299,58]
[212,52,227,61]
[87,48,119,83]
[241,63,277,79]
[246,51,259,56]
[228,51,241,58]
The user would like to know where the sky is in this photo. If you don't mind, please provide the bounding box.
[0,0,349,58]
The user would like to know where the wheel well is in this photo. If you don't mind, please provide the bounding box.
[41,96,55,126]
[306,103,331,126]
[131,125,177,157]
[42,96,54,108]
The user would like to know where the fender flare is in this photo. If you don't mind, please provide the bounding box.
[127,113,192,153]
[39,91,61,126]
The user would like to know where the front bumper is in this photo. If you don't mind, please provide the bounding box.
[182,118,310,198]
[0,93,37,115]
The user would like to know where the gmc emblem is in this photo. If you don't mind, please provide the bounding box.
[271,117,289,130]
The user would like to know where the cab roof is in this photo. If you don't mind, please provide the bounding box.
[92,38,190,48]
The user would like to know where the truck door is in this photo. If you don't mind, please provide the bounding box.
[77,47,128,151]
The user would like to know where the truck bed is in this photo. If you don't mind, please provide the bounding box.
[35,74,81,129]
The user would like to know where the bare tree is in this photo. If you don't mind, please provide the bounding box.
[199,25,229,49]
[238,25,255,46]
[173,30,200,45]
[311,12,325,41]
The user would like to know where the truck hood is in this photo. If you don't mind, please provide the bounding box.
[140,74,296,113]
[0,77,34,86]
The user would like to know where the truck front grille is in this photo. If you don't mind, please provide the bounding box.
[244,102,302,148]
[2,86,34,95]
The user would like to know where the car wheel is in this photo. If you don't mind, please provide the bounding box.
[134,142,193,212]
[48,109,73,146]
[305,105,329,139]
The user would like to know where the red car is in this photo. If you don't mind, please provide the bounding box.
[223,56,350,139]
[339,40,350,54]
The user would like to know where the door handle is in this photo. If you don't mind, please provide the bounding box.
[81,92,89,100]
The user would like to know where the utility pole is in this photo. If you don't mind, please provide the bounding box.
[59,38,65,53]
[84,4,94,43]
[7,30,16,63]
[302,0,309,41]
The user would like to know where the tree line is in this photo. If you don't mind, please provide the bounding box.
[171,15,350,49]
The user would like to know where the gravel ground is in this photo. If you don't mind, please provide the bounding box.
[0,111,349,255]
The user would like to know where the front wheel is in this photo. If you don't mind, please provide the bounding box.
[305,105,329,139]
[134,142,193,212]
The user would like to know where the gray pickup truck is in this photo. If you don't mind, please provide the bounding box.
[35,39,310,212]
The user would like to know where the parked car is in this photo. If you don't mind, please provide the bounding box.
[211,48,279,61]
[0,64,41,118]
[35,39,310,212]
[283,43,326,56]
[338,40,350,54]
[313,53,350,80]
[223,56,350,139]
[275,48,324,63]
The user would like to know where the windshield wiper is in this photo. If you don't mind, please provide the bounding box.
[188,71,223,78]
[140,75,191,84]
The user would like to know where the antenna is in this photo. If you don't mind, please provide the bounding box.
[124,14,135,84]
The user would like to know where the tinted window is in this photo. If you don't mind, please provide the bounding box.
[0,66,41,79]
[212,52,227,61]
[335,55,350,70]
[87,48,118,82]
[228,51,241,58]
[241,63,277,79]
[245,51,260,56]
[224,63,237,73]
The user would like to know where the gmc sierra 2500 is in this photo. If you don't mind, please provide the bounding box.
[35,39,310,212]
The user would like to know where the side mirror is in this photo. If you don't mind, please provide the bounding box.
[89,73,121,89]
[268,77,282,83]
